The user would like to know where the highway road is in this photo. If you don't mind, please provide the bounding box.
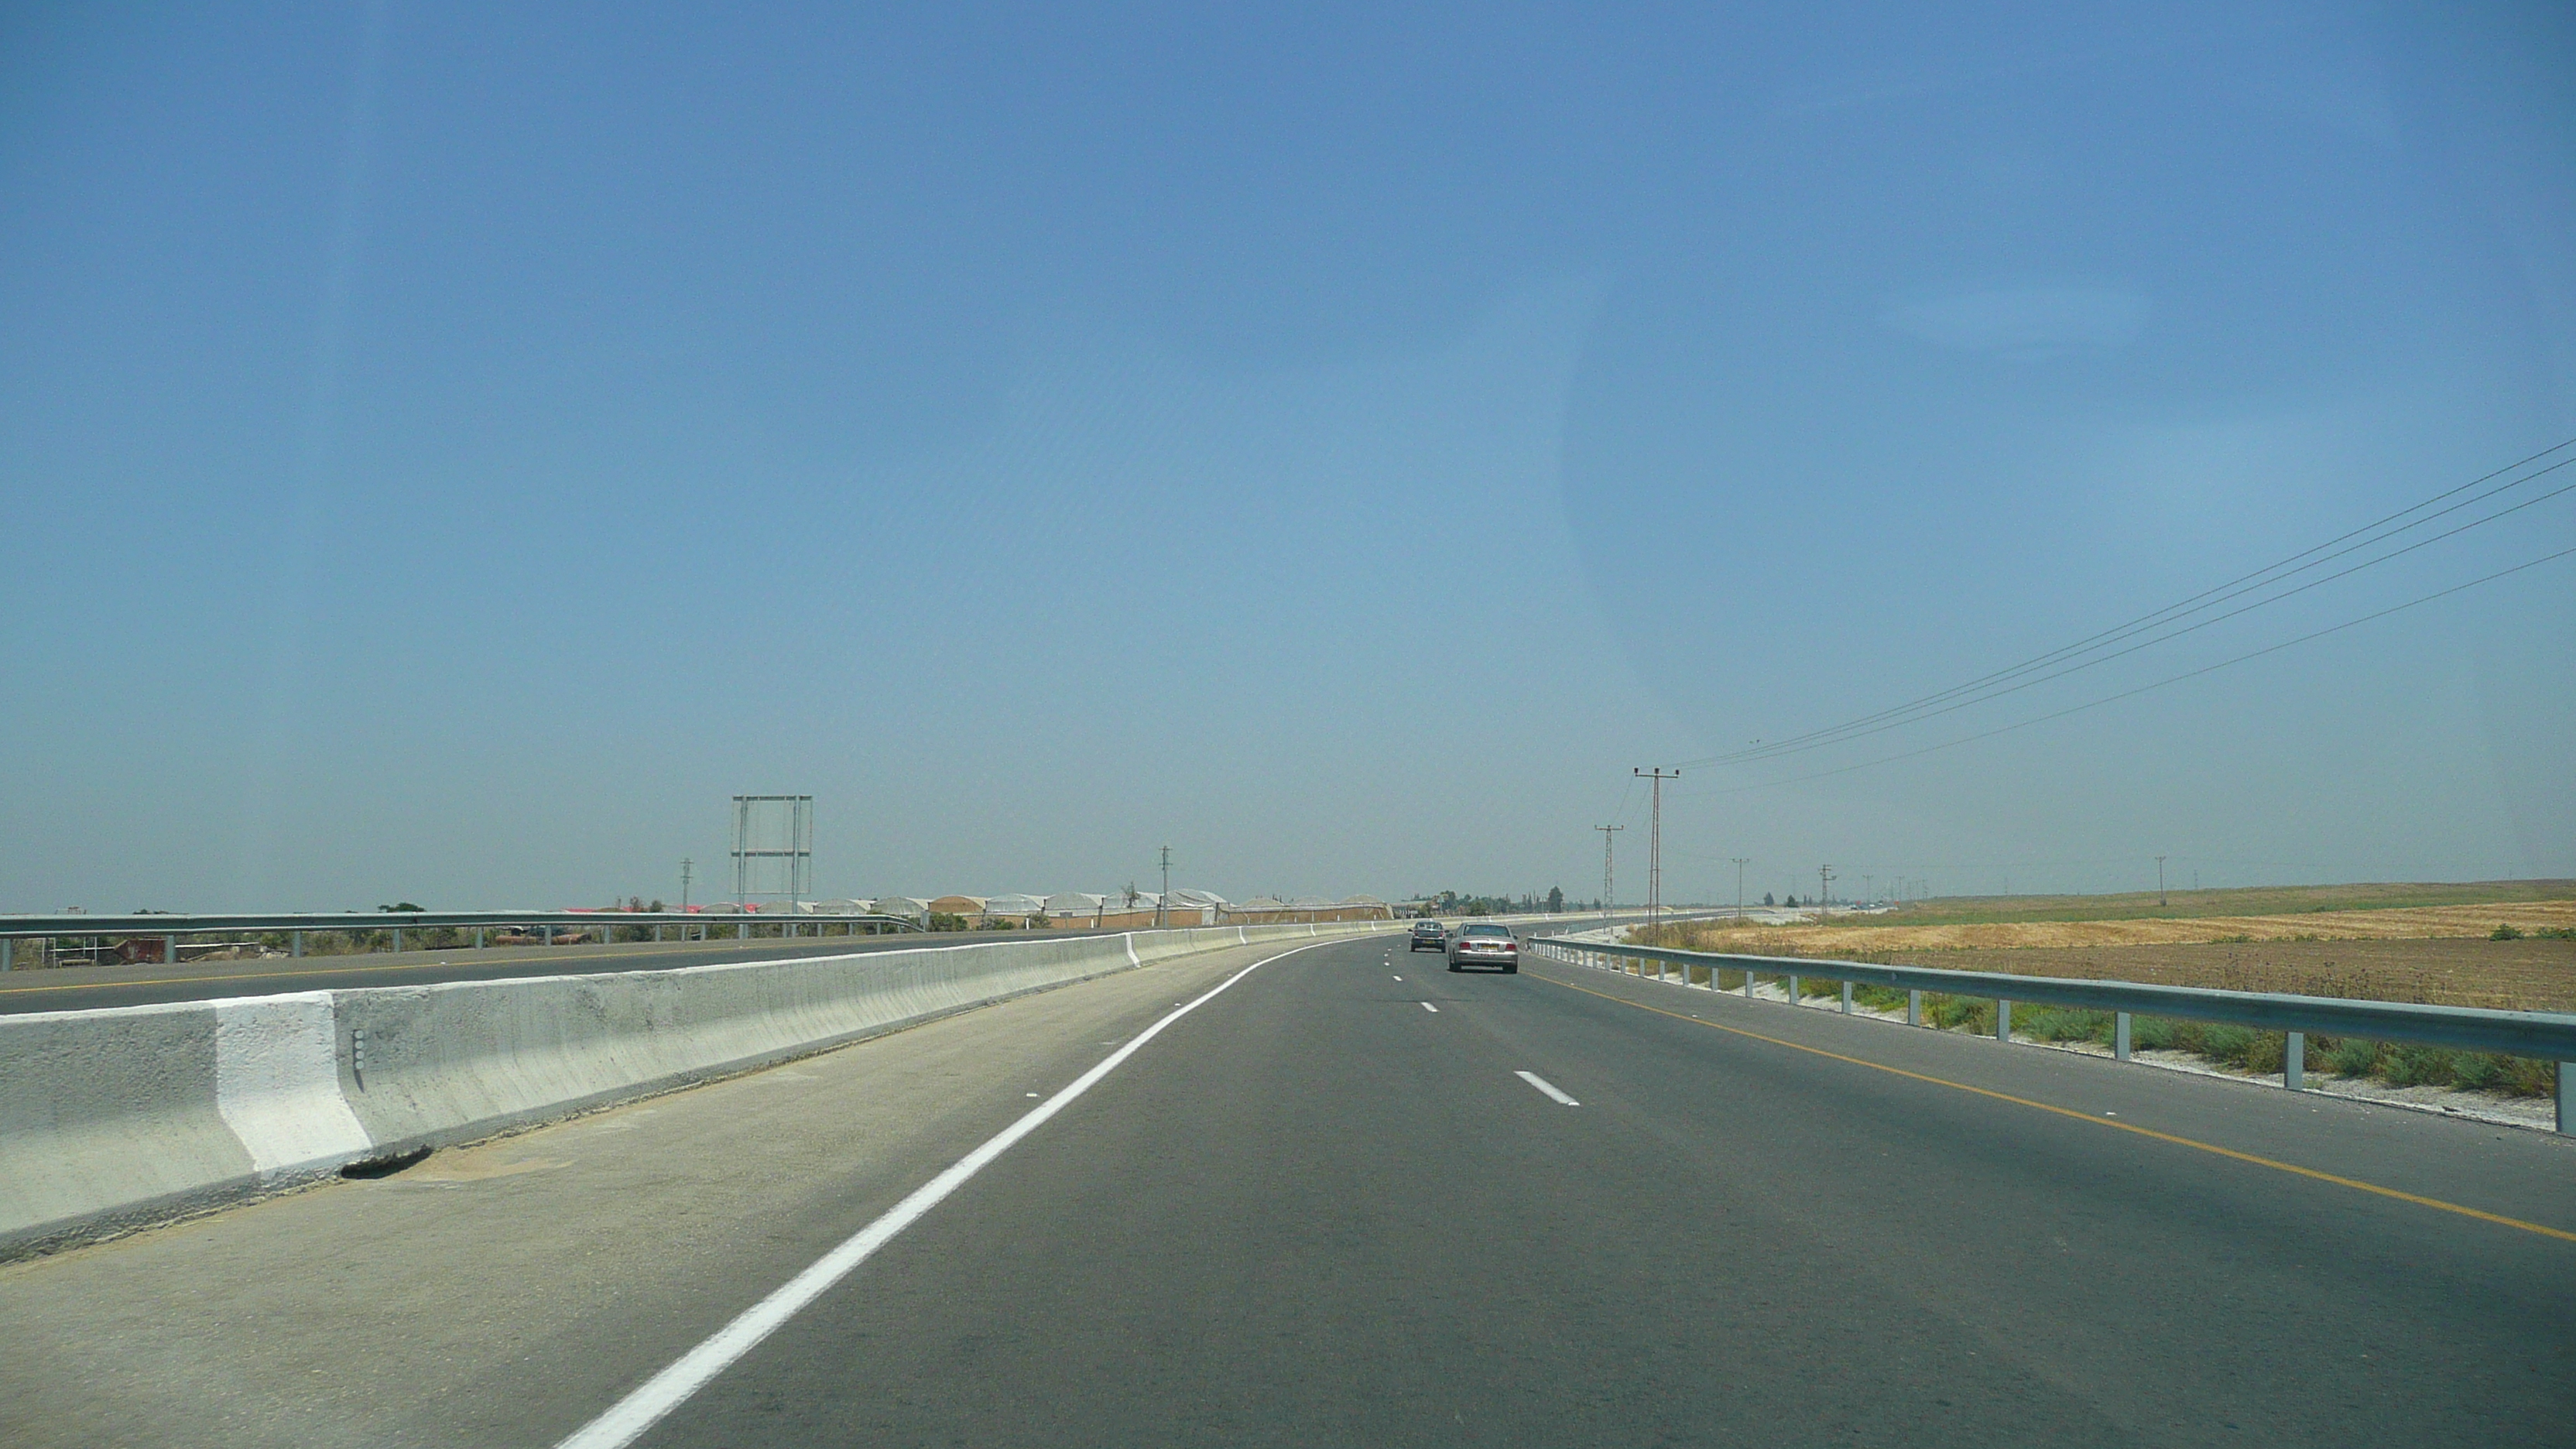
[4,932,2567,1447]
[0,927,1067,1015]
[0,913,1656,1014]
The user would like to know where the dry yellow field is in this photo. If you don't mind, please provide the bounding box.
[1654,899,2576,956]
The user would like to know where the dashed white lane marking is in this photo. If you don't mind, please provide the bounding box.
[1516,1070,1579,1106]
[1420,1002,1439,1013]
[552,938,1345,1449]
[1392,975,1403,981]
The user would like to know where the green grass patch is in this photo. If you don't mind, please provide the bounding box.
[1889,992,2561,1100]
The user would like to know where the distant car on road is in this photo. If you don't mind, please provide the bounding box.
[1407,921,1446,951]
[1447,922,1519,973]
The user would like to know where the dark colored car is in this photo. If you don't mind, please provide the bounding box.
[1447,922,1519,973]
[1408,920,1446,951]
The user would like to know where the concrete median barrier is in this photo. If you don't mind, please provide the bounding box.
[0,920,1398,1259]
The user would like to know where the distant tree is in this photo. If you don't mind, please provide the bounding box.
[378,902,423,913]
[648,899,665,913]
[1762,892,1775,906]
[1547,886,1564,913]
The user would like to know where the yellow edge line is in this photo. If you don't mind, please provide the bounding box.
[0,940,797,999]
[1533,968,2576,1245]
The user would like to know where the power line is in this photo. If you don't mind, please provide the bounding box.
[1677,437,2576,769]
[1692,454,2576,768]
[1701,466,2576,769]
[1680,540,2576,797]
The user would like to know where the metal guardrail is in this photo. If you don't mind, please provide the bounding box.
[1530,935,2576,1134]
[0,909,925,969]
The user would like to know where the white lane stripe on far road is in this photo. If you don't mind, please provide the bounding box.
[1420,1002,1438,1012]
[1516,1070,1578,1106]
[551,937,1345,1449]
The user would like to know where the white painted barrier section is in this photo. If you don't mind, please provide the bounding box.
[213,995,372,1178]
[0,920,1400,1259]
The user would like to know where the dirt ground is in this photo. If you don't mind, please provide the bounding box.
[1658,899,2576,957]
[1871,937,2576,1012]
[1845,878,2576,925]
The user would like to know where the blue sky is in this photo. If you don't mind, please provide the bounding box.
[3,2,2571,911]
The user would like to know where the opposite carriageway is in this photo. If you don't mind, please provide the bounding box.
[0,910,1670,1016]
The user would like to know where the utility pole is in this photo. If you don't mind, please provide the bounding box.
[2156,855,2168,908]
[1818,865,1834,922]
[1863,874,1873,907]
[679,858,694,911]
[1157,846,1172,928]
[1635,768,1677,938]
[1732,858,1749,920]
[1594,825,1623,922]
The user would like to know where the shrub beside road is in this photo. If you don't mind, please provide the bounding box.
[1633,883,2575,1103]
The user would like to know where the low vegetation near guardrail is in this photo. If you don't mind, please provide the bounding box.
[1616,958,2561,1101]
[1622,892,2574,1102]
[1801,978,2561,1098]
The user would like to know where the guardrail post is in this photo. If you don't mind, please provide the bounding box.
[392,927,402,954]
[474,927,485,949]
[1995,999,2012,1041]
[2115,1012,2131,1061]
[2,939,11,971]
[2284,1032,2304,1091]
[2558,1064,2570,1136]
[1745,969,1755,999]
[291,930,304,958]
[1786,973,1800,1005]
[1840,981,1853,1014]
[737,923,747,940]
[1906,988,1921,1026]
[166,933,179,965]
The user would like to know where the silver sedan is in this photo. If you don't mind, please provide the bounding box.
[1446,923,1519,974]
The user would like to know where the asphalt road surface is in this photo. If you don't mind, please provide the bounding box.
[4,933,2567,1447]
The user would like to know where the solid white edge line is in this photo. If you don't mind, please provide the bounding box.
[552,937,1345,1449]
[1516,1070,1579,1106]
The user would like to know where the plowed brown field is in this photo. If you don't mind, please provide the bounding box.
[1644,901,2576,1011]
[1656,899,2576,955]
[1879,938,2576,1012]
